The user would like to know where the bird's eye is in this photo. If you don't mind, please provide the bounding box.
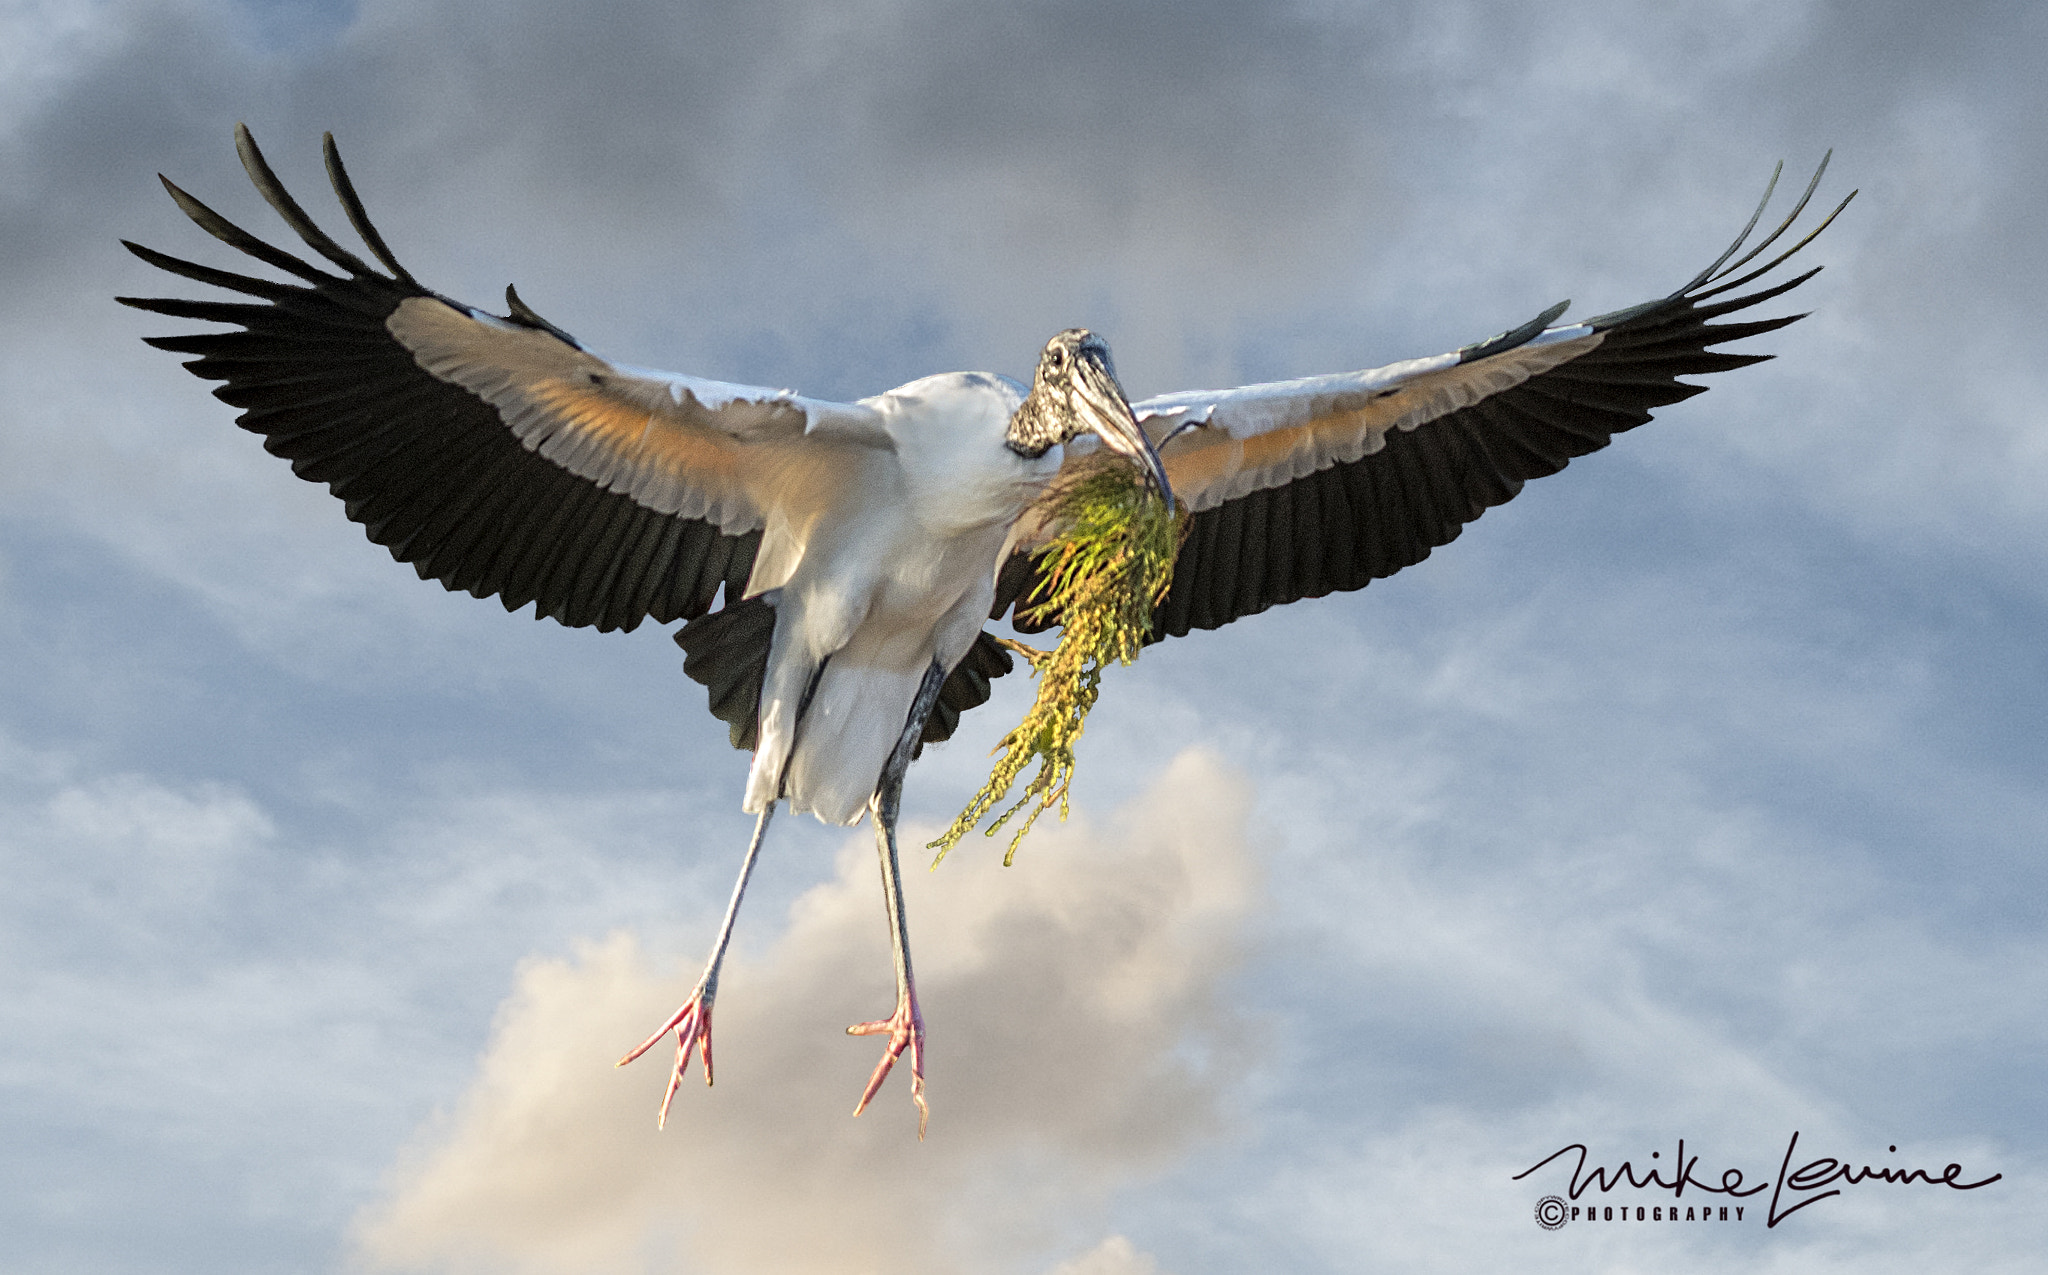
[1047,349,1066,371]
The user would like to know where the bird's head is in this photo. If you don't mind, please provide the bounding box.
[1008,329,1173,510]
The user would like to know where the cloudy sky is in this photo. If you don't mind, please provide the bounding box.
[4,0,2045,1270]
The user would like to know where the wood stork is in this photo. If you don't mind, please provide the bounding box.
[120,126,1850,1135]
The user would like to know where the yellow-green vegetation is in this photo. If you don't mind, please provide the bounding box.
[930,456,1187,866]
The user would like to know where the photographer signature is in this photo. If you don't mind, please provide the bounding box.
[1514,1131,2000,1226]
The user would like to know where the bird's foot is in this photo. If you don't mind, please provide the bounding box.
[617,984,714,1130]
[847,995,927,1137]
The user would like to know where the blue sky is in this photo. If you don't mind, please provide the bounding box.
[3,1,2045,1271]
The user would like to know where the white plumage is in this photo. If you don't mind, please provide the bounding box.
[748,372,1051,824]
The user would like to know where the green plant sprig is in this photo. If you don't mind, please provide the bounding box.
[929,456,1187,866]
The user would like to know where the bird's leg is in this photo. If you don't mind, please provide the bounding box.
[617,801,775,1129]
[618,658,827,1129]
[847,659,949,1137]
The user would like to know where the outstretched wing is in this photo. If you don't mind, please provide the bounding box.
[119,124,887,635]
[996,156,1854,640]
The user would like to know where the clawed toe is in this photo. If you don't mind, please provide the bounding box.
[848,1002,927,1136]
[619,991,713,1129]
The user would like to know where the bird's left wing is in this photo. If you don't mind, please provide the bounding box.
[120,125,887,634]
[996,158,1852,641]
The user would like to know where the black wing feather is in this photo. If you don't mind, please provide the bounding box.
[119,129,756,634]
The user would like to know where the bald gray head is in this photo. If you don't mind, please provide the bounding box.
[1007,329,1173,508]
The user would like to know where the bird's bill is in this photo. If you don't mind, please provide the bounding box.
[1073,350,1175,511]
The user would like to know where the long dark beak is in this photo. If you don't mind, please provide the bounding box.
[1073,349,1174,512]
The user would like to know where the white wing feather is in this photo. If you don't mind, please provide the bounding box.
[1130,325,1602,514]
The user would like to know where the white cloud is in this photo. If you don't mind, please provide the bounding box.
[1047,1235,1167,1275]
[353,750,1252,1275]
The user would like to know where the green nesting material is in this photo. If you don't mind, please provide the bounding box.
[930,456,1187,865]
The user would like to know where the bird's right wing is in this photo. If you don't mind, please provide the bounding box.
[995,157,1852,641]
[120,125,888,633]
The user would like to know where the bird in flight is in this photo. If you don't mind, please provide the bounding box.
[121,126,1850,1136]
